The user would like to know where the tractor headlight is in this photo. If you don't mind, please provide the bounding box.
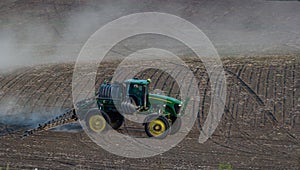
[174,104,182,114]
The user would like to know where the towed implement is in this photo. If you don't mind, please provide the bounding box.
[23,78,186,139]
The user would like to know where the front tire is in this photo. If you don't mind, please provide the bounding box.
[144,115,170,139]
[170,117,181,135]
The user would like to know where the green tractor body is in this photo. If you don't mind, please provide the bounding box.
[87,78,184,138]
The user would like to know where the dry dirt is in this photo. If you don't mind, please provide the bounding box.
[0,56,299,169]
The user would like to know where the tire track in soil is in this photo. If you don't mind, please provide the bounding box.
[22,66,66,113]
[50,74,72,109]
[0,67,31,92]
[13,71,49,107]
[166,65,184,98]
[211,63,296,154]
[0,67,34,103]
[226,67,299,146]
[263,64,273,126]
[197,63,282,155]
[244,64,255,124]
[160,68,176,94]
[187,61,209,129]
[236,62,248,121]
[291,61,300,135]
[32,67,73,111]
[257,66,267,126]
[290,62,297,129]
[152,67,168,91]
[55,65,79,109]
[190,67,203,118]
[282,64,288,126]
[173,67,193,100]
[227,64,246,142]
[172,62,202,117]
[272,66,278,121]
[240,64,250,120]
[225,69,279,124]
[198,77,209,131]
[275,65,284,125]
[233,64,245,120]
[285,63,294,127]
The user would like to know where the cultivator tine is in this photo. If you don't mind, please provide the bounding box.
[21,108,78,138]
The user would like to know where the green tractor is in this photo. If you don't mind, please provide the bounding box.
[22,78,185,139]
[86,78,184,139]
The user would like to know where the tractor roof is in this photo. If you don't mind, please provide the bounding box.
[124,79,151,85]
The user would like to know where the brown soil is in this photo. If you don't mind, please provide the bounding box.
[0,56,299,169]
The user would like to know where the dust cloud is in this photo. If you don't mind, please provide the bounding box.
[0,0,299,72]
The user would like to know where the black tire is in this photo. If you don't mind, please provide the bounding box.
[144,115,170,139]
[170,117,182,135]
[107,112,124,130]
[85,108,111,133]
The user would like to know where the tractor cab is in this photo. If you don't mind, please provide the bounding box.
[124,78,151,110]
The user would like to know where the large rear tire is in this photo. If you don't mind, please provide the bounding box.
[108,112,124,130]
[85,108,111,133]
[144,115,170,139]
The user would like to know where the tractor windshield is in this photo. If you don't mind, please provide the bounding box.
[127,83,149,108]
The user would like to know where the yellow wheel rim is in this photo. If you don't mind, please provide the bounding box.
[89,115,106,133]
[148,119,166,137]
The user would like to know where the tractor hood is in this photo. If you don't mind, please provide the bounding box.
[149,93,182,105]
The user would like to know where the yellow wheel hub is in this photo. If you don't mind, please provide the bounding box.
[148,119,166,136]
[89,115,106,133]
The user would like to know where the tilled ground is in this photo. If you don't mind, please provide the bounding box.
[0,56,299,169]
